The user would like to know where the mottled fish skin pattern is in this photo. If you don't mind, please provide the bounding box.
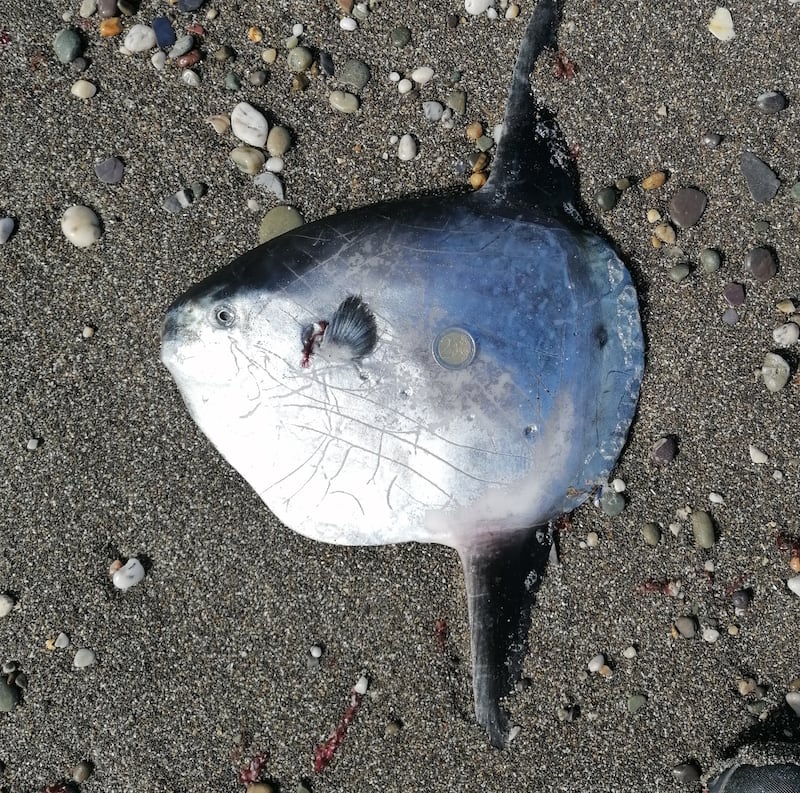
[162,0,644,748]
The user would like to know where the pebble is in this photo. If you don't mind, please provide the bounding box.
[178,0,204,10]
[163,184,203,213]
[97,0,117,16]
[586,531,599,548]
[265,126,290,157]
[329,90,359,113]
[340,17,358,31]
[265,156,284,173]
[310,644,323,659]
[151,50,166,70]
[181,70,200,87]
[669,187,707,227]
[412,65,434,85]
[262,48,277,65]
[79,0,97,17]
[319,51,334,76]
[699,248,721,273]
[599,488,625,516]
[398,134,417,161]
[465,0,493,13]
[177,50,201,68]
[254,172,284,200]
[744,247,777,282]
[249,70,267,87]
[702,626,721,643]
[447,88,466,115]
[758,352,790,392]
[641,171,666,190]
[94,156,124,184]
[124,24,156,53]
[70,79,96,99]
[55,631,70,648]
[231,102,269,148]
[53,28,83,64]
[748,444,768,464]
[786,691,800,718]
[595,187,617,211]
[73,648,96,668]
[0,680,20,712]
[627,693,647,714]
[740,152,780,203]
[354,673,369,695]
[169,35,194,59]
[0,593,14,618]
[788,575,800,597]
[224,73,242,91]
[777,299,797,314]
[642,522,661,546]
[668,264,690,282]
[152,16,175,49]
[423,101,444,122]
[99,17,122,37]
[61,205,101,247]
[756,90,787,114]
[691,510,715,548]
[287,45,312,72]
[248,26,263,43]
[774,323,800,346]
[723,282,745,307]
[708,6,735,40]
[672,763,701,783]
[206,114,230,135]
[340,59,370,90]
[0,217,15,244]
[587,653,605,673]
[390,26,411,47]
[258,206,303,243]
[651,435,676,464]
[674,616,697,639]
[117,0,136,16]
[112,557,145,590]
[72,760,94,784]
[26,437,41,450]
[654,223,675,244]
[732,588,752,610]
[702,131,723,147]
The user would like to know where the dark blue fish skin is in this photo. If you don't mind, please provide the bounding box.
[162,0,644,749]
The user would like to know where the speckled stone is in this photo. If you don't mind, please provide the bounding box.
[447,88,466,115]
[329,90,359,113]
[287,46,312,72]
[756,90,787,114]
[740,152,780,203]
[723,282,745,307]
[94,156,124,184]
[699,248,721,273]
[669,187,707,227]
[744,247,777,282]
[651,436,676,465]
[53,28,83,64]
[339,59,370,90]
[390,26,411,47]
[642,522,661,546]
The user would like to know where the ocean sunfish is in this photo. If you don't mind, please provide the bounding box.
[161,0,644,748]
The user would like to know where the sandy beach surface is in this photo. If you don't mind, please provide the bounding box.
[1,0,800,791]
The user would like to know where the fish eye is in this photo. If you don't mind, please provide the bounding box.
[214,305,236,327]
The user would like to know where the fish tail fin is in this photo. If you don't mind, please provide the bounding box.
[459,525,553,748]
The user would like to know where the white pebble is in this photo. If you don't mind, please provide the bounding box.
[704,560,715,573]
[611,478,626,493]
[786,691,800,718]
[411,65,434,85]
[70,79,97,99]
[73,648,96,668]
[586,531,599,548]
[388,71,400,82]
[55,631,70,649]
[465,0,493,14]
[388,134,399,145]
[0,593,14,618]
[61,205,101,248]
[759,352,790,392]
[397,78,413,95]
[182,69,200,87]
[151,50,166,71]
[702,627,720,643]
[206,7,218,19]
[773,469,784,482]
[26,438,40,450]
[749,444,769,464]
[292,23,303,36]
[622,645,637,659]
[773,323,800,346]
[310,644,323,659]
[79,0,97,17]
[507,725,521,742]
[397,133,417,161]
[709,492,725,504]
[124,24,157,53]
[486,7,498,18]
[246,199,261,213]
[265,156,284,173]
[587,653,605,673]
[0,217,14,244]
[708,6,735,41]
[340,17,357,31]
[231,102,269,148]
[254,172,284,201]
[788,575,800,598]
[112,557,145,590]
[354,673,369,695]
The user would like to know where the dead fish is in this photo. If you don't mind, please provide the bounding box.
[161,0,644,748]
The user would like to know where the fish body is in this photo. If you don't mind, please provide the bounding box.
[162,0,644,748]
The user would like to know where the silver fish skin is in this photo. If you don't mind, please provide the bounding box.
[162,0,644,748]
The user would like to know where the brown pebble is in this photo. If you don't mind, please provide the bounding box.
[654,223,676,245]
[99,16,122,36]
[292,74,308,92]
[338,0,354,11]
[186,23,205,36]
[246,784,274,793]
[465,121,483,141]
[641,171,667,190]
[469,172,487,189]
[790,556,800,573]
[177,49,201,68]
[248,26,263,42]
[471,152,489,173]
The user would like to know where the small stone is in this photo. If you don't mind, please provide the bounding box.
[758,352,790,392]
[786,692,800,717]
[777,299,797,314]
[258,206,303,243]
[651,436,676,465]
[646,209,661,223]
[398,134,417,161]
[627,693,647,714]
[0,217,15,244]
[411,65,434,85]
[588,653,605,673]
[231,102,269,148]
[674,616,696,639]
[744,247,777,282]
[788,575,800,597]
[310,644,323,659]
[230,146,265,175]
[469,172,487,190]
[702,131,723,147]
[265,157,284,173]
[249,70,267,86]
[287,45,312,72]
[329,90,359,113]
[668,264,690,282]
[79,0,97,17]
[254,172,284,200]
[224,73,242,91]
[99,17,122,37]
[163,186,197,213]
[339,17,358,31]
[773,323,800,346]
[748,444,768,464]
[600,488,625,516]
[116,0,136,15]
[732,588,752,610]
[124,24,156,53]
[169,34,194,59]
[97,0,117,16]
[247,25,263,42]
[266,126,290,157]
[94,156,124,184]
[669,187,707,227]
[699,248,721,273]
[654,223,676,244]
[740,152,780,203]
[0,593,14,617]
[354,674,369,695]
[586,531,599,548]
[70,79,96,99]
[595,187,617,211]
[723,282,745,307]
[178,0,204,10]
[206,114,230,135]
[339,59,370,90]
[177,49,201,68]
[722,307,739,325]
[423,101,444,122]
[26,437,41,450]
[72,760,94,784]
[390,26,411,47]
[55,631,70,648]
[152,16,175,49]
[0,680,20,712]
[384,718,402,737]
[61,205,101,248]
[476,135,494,152]
[622,645,637,659]
[53,28,83,64]
[151,50,166,70]
[112,557,145,590]
[642,522,661,546]
[756,90,787,114]
[702,627,720,643]
[708,6,734,40]
[262,47,277,65]
[641,171,666,190]
[465,0,493,13]
[73,648,96,668]
[181,70,200,87]
[672,763,701,783]
[691,510,715,549]
[319,51,334,76]
[447,88,466,115]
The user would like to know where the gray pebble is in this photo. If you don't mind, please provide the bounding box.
[691,510,715,549]
[248,69,267,86]
[224,72,241,91]
[668,263,690,282]
[740,151,780,203]
[701,131,722,147]
[699,248,721,273]
[674,616,697,639]
[266,126,291,157]
[0,217,15,244]
[214,45,237,62]
[447,88,466,115]
[70,56,89,74]
[744,246,777,282]
[672,763,701,783]
[669,187,707,228]
[615,177,631,191]
[72,760,94,783]
[756,90,787,114]
[230,145,265,175]
[254,172,284,200]
[169,34,194,59]
[94,156,124,184]
[422,101,444,122]
[73,648,96,668]
[97,0,117,16]
[329,90,359,113]
[53,28,83,64]
[163,186,197,213]
[287,46,312,73]
[339,59,370,90]
[476,135,494,152]
[600,488,625,517]
[721,307,739,325]
[0,679,20,712]
[258,206,303,243]
[651,435,676,465]
[390,26,411,47]
[181,69,200,87]
[642,522,661,546]
[731,588,752,610]
[626,693,648,714]
[723,282,745,307]
[594,187,617,211]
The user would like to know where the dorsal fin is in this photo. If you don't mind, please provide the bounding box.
[479,0,581,221]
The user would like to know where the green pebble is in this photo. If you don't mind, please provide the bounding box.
[447,88,466,115]
[390,26,411,47]
[449,69,462,84]
[53,28,83,64]
[642,522,661,546]
[699,248,721,273]
[668,263,690,282]
[753,220,770,235]
[691,510,715,549]
[340,59,371,90]
[224,72,241,91]
[476,135,494,152]
[214,44,237,62]
[287,45,312,73]
[0,679,20,712]
[352,3,369,19]
[285,35,299,49]
[259,206,304,243]
[791,182,800,202]
[600,488,625,517]
[595,186,618,211]
[615,177,631,191]
[627,693,648,714]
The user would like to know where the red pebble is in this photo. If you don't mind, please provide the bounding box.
[177,49,201,68]
[187,23,205,35]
